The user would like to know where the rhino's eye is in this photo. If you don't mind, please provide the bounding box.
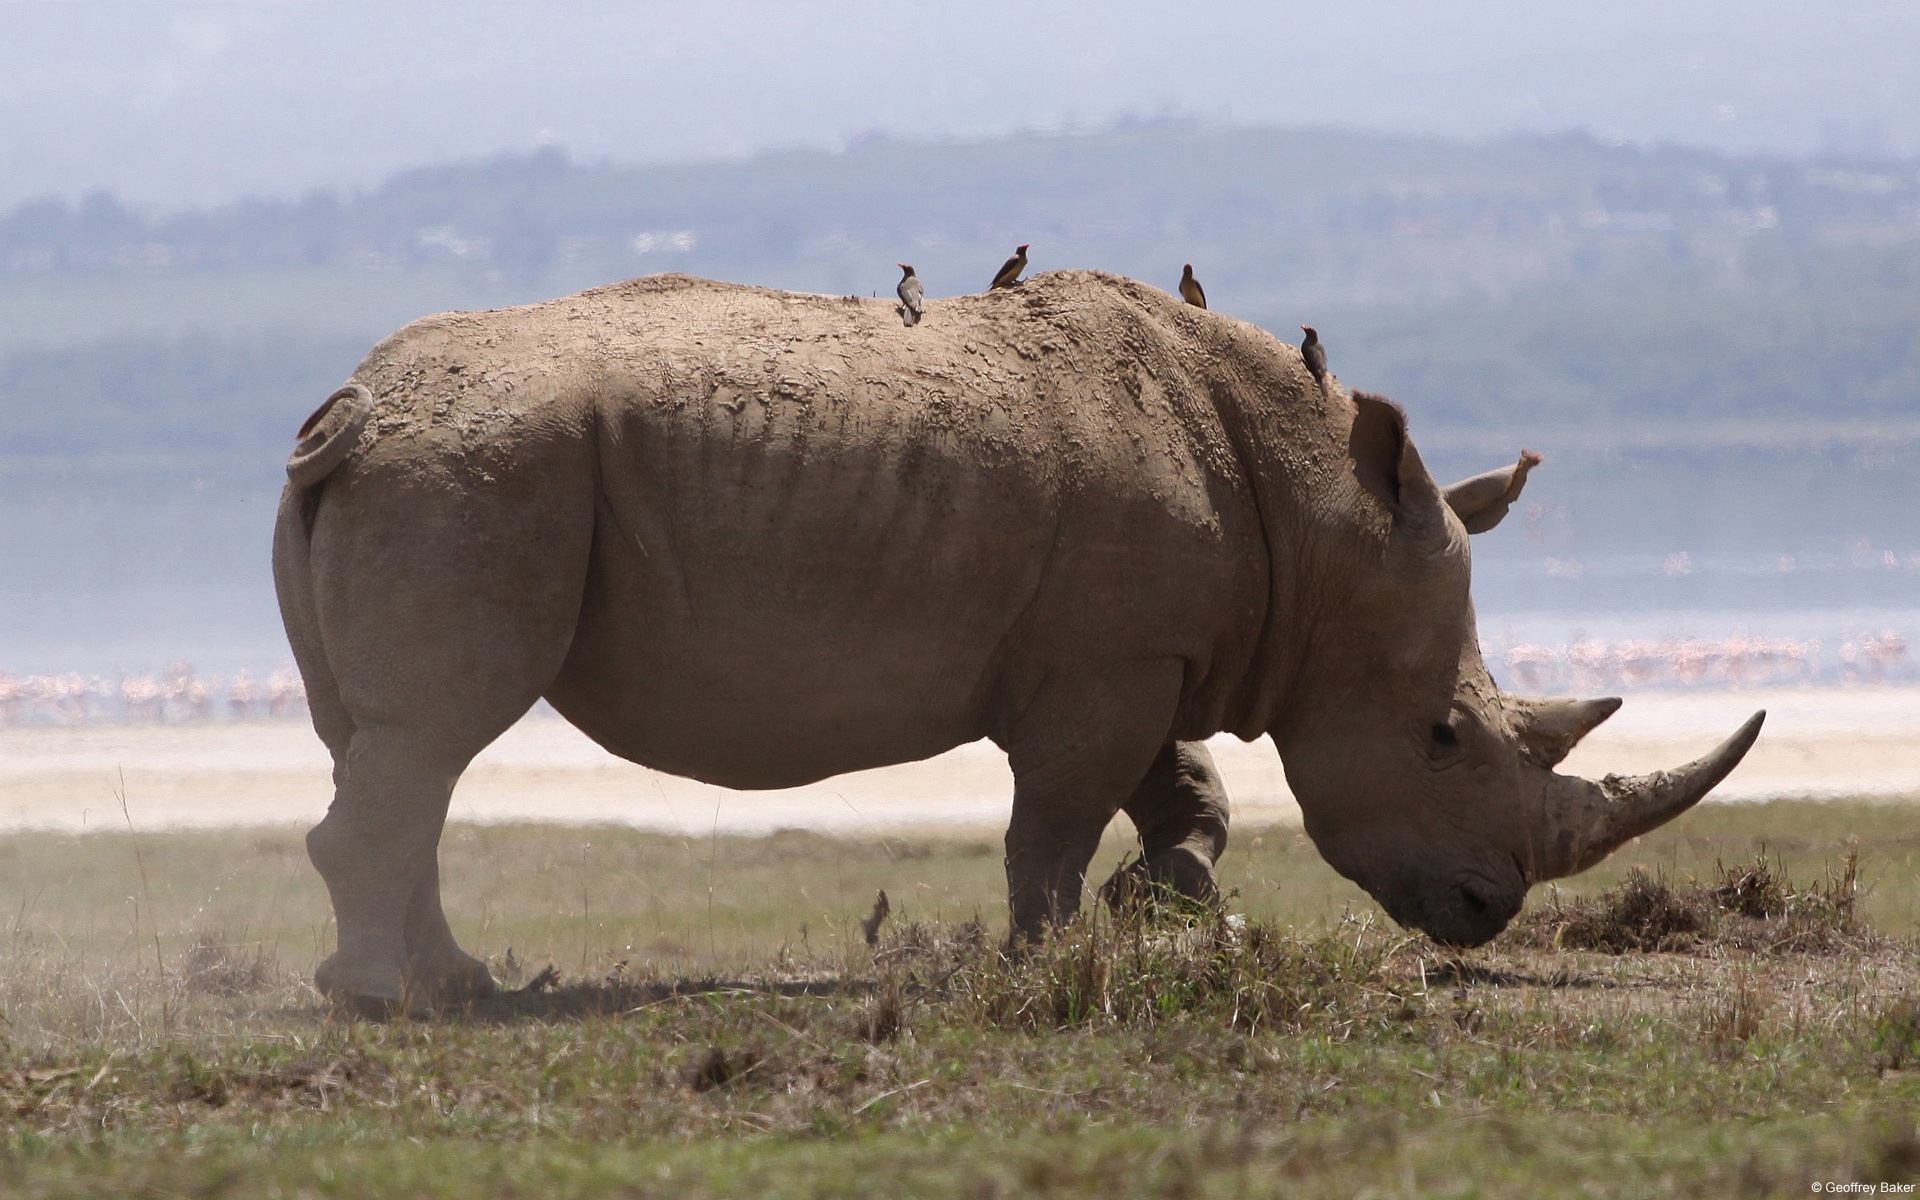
[1427,718,1468,767]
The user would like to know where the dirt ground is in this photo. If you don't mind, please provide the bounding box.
[0,685,1915,834]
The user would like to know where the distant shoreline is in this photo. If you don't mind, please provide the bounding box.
[0,686,1912,834]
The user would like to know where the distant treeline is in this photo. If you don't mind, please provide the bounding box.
[0,120,1916,461]
[4,122,1918,314]
[1323,260,1920,435]
[3,276,1915,464]
[0,334,365,460]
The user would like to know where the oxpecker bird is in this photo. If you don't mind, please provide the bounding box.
[895,264,923,327]
[989,243,1029,290]
[1300,325,1328,390]
[1179,263,1207,309]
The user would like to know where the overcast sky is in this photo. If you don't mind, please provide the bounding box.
[3,1,1918,209]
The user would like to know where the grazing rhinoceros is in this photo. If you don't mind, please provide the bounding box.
[274,270,1762,1010]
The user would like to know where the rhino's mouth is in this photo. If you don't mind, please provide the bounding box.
[1412,883,1524,948]
[1367,865,1525,948]
[1440,872,1527,946]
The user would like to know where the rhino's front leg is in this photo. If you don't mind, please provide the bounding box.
[1101,739,1230,910]
[1000,660,1185,941]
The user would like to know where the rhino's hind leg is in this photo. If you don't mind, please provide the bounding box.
[296,443,594,1013]
[1100,739,1230,912]
[1000,659,1185,941]
[307,729,491,1014]
[403,854,495,1004]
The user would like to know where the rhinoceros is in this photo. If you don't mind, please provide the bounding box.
[273,270,1762,1010]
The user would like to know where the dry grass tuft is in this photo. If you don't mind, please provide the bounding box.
[872,917,993,978]
[1515,868,1709,952]
[1699,968,1769,1050]
[1711,851,1794,918]
[940,910,1406,1034]
[1511,849,1870,955]
[1714,847,1863,953]
[179,933,282,997]
[854,976,907,1043]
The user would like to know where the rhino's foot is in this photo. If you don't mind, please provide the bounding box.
[313,948,496,1019]
[1100,845,1221,915]
[314,949,415,1018]
[408,947,498,1007]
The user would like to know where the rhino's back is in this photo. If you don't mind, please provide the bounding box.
[346,273,1275,784]
[351,270,1243,458]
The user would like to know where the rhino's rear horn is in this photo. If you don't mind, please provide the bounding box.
[1509,695,1621,768]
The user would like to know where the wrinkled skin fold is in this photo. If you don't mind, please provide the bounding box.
[273,271,1763,1009]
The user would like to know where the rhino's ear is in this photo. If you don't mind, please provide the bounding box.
[1348,391,1406,508]
[1444,451,1542,534]
[1349,391,1446,538]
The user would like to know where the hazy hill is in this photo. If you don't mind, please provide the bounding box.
[4,121,1919,455]
[0,122,1917,666]
[8,123,1919,310]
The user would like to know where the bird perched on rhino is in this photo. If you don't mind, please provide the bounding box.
[1178,263,1207,309]
[1299,325,1329,391]
[895,264,923,327]
[989,243,1029,290]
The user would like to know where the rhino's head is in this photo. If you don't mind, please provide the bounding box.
[1273,392,1762,947]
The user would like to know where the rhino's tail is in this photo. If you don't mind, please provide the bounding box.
[273,385,367,759]
[286,383,372,488]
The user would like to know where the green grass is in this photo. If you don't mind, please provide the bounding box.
[1,799,1918,1196]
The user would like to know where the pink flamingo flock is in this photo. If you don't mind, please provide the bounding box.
[0,663,307,726]
[1494,632,1910,694]
[0,635,1910,726]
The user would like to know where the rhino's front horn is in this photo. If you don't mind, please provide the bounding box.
[1532,710,1765,881]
